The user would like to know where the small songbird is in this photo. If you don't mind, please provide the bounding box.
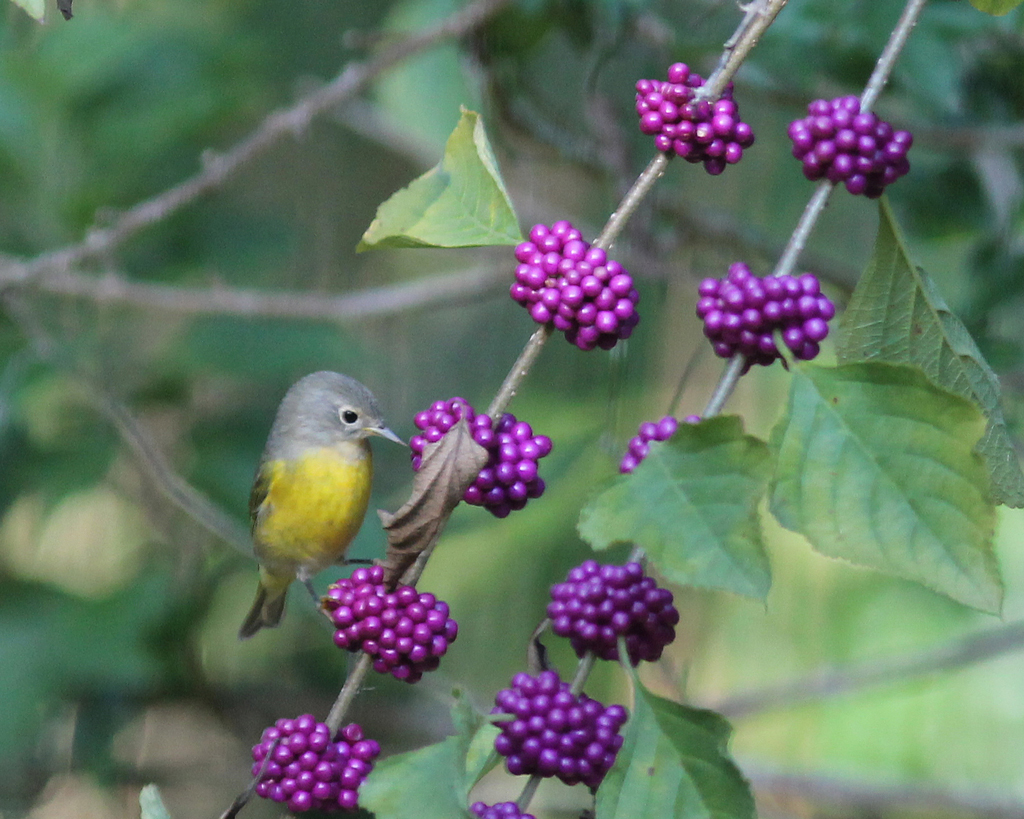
[239,371,404,639]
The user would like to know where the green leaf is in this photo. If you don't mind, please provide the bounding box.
[578,416,772,600]
[597,682,755,819]
[769,362,1000,613]
[359,699,500,819]
[358,107,522,250]
[10,0,45,20]
[836,198,1024,507]
[139,785,172,819]
[967,0,1022,14]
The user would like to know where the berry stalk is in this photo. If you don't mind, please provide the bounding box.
[489,0,789,423]
[702,0,927,420]
[700,0,789,100]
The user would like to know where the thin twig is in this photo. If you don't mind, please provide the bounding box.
[0,0,514,288]
[707,620,1024,719]
[326,653,375,734]
[9,264,505,321]
[860,0,929,114]
[2,292,253,554]
[486,325,553,419]
[745,763,1024,819]
[704,0,929,417]
[701,0,789,100]
[594,154,669,250]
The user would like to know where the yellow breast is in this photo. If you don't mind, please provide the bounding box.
[252,445,372,574]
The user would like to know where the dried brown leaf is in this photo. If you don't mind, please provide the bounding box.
[378,416,488,585]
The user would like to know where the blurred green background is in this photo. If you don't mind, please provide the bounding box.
[1,0,1024,816]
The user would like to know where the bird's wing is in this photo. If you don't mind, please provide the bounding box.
[249,461,273,537]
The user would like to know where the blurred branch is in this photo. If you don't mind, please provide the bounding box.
[746,764,1024,819]
[14,263,506,320]
[0,0,513,290]
[707,620,1024,719]
[1,292,252,555]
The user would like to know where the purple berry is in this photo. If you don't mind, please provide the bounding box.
[619,415,698,473]
[636,64,754,173]
[511,222,640,350]
[697,263,834,367]
[471,802,536,819]
[410,397,551,517]
[548,560,679,663]
[322,566,458,683]
[252,717,379,812]
[787,97,912,195]
[491,671,628,789]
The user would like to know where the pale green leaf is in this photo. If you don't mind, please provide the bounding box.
[578,416,771,600]
[967,0,1022,14]
[359,698,499,819]
[139,785,172,819]
[358,107,522,250]
[596,682,754,819]
[769,362,1000,613]
[837,198,1024,507]
[11,0,45,20]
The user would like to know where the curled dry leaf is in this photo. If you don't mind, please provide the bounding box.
[378,416,489,586]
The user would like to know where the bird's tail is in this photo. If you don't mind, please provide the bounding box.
[238,570,292,639]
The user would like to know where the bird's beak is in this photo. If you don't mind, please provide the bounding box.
[371,425,406,447]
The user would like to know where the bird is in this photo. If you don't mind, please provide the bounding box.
[239,371,404,639]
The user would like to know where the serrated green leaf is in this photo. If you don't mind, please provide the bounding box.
[837,198,1024,507]
[578,416,771,600]
[359,699,499,819]
[10,0,45,20]
[358,107,522,250]
[769,362,1000,613]
[139,785,172,819]
[596,682,755,819]
[967,0,1022,14]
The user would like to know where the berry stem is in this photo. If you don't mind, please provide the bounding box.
[569,652,598,696]
[594,153,669,250]
[516,775,543,813]
[326,652,374,733]
[700,0,789,100]
[860,0,929,115]
[487,324,553,419]
[698,0,925,424]
[769,180,834,280]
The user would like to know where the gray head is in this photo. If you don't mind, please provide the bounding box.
[264,371,404,459]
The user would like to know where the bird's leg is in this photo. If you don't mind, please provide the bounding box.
[297,568,319,605]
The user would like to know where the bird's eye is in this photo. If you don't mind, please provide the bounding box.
[341,409,359,425]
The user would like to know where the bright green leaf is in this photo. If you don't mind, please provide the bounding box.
[597,682,755,819]
[578,416,772,600]
[139,785,172,819]
[837,198,1024,507]
[769,362,1000,613]
[10,0,45,20]
[967,0,1022,14]
[359,699,500,819]
[358,107,522,250]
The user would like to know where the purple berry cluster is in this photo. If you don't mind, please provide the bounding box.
[251,716,379,812]
[511,221,640,351]
[636,62,755,175]
[697,262,835,366]
[322,565,458,683]
[620,414,701,474]
[470,802,536,819]
[548,560,679,664]
[787,95,912,197]
[492,670,628,789]
[411,397,552,518]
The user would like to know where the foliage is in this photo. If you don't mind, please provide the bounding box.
[0,0,1023,818]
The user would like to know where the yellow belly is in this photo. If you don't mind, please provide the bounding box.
[253,447,372,575]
